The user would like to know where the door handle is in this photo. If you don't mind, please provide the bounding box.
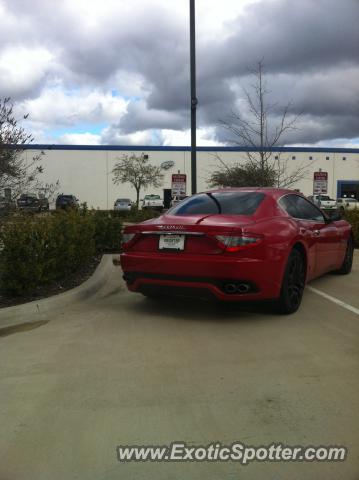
[313,230,320,236]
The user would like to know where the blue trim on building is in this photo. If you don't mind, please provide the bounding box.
[14,144,359,153]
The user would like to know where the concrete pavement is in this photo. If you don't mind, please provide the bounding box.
[0,253,358,480]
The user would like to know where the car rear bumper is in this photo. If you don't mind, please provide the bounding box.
[120,252,283,301]
[114,206,131,211]
[142,205,163,210]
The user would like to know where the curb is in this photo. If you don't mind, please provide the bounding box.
[0,254,114,329]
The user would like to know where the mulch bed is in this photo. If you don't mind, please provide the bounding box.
[0,255,102,309]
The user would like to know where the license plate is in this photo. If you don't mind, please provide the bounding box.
[159,234,185,250]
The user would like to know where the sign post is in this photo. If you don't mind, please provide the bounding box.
[313,171,328,208]
[190,0,197,194]
[313,171,328,195]
[171,174,187,197]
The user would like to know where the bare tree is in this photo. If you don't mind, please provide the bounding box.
[0,97,45,198]
[112,153,164,207]
[272,154,310,189]
[37,181,61,204]
[211,61,309,189]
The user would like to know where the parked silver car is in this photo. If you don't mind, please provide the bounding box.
[170,195,188,208]
[114,198,133,212]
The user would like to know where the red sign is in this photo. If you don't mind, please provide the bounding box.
[171,174,187,195]
[314,172,328,181]
[313,171,328,194]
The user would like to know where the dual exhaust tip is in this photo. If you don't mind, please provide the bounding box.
[223,282,251,294]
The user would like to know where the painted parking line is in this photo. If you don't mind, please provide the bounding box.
[307,286,359,316]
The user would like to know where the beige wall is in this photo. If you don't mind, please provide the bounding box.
[23,148,359,209]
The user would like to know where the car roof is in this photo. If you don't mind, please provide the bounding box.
[200,187,303,199]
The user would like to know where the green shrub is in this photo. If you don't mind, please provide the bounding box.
[0,209,122,295]
[0,216,51,294]
[106,207,161,223]
[49,210,96,277]
[92,210,123,253]
[126,207,161,223]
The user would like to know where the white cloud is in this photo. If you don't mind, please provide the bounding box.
[161,128,225,147]
[290,138,359,149]
[0,46,53,96]
[57,132,101,145]
[100,127,155,145]
[195,0,261,40]
[17,86,128,128]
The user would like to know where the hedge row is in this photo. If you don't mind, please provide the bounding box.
[96,207,162,222]
[0,209,123,295]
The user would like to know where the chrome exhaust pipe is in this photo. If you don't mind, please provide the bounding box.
[237,283,250,293]
[224,283,238,294]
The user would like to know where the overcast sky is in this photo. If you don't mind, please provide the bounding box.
[1,0,358,147]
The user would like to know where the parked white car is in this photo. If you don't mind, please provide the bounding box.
[142,194,164,211]
[170,195,188,208]
[337,198,359,211]
[307,195,337,210]
[114,198,133,212]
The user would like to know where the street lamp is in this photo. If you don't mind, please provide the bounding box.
[190,0,197,194]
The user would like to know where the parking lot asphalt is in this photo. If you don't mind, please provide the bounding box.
[0,253,358,480]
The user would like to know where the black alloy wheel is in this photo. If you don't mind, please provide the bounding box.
[277,249,306,314]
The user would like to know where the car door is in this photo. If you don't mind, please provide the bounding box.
[279,194,340,278]
[293,196,341,276]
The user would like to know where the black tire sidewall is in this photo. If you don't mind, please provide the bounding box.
[337,237,354,274]
[278,249,305,314]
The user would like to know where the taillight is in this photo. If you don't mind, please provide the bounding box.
[214,234,262,252]
[122,233,136,249]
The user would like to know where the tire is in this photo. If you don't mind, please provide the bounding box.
[276,249,306,314]
[335,236,354,275]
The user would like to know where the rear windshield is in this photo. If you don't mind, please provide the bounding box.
[117,199,130,202]
[169,192,265,216]
[145,195,160,199]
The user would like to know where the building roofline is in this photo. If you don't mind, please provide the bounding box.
[9,144,359,154]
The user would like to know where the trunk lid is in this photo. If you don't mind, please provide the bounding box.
[126,214,256,254]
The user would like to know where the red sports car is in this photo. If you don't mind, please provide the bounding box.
[120,188,354,313]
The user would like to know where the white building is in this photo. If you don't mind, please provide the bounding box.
[22,145,359,209]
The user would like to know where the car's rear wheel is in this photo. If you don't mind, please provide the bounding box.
[276,249,306,314]
[335,236,354,275]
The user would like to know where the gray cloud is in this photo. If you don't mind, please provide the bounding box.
[117,100,186,133]
[204,0,359,77]
[0,0,358,145]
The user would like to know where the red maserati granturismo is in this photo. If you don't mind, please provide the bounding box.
[120,188,353,313]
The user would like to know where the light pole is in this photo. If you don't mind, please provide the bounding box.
[190,0,197,194]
